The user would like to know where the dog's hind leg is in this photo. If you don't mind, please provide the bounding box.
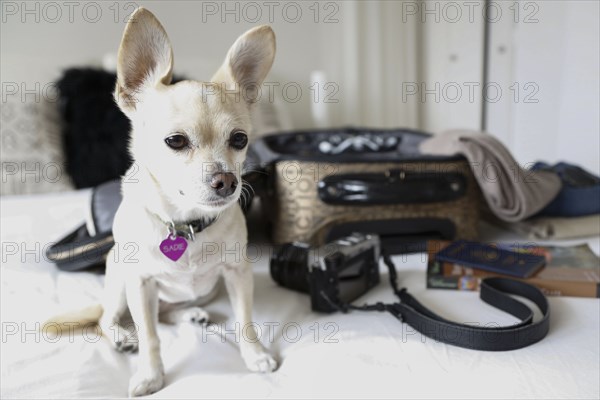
[99,282,138,353]
[100,253,138,353]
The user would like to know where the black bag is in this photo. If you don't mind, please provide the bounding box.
[46,180,121,271]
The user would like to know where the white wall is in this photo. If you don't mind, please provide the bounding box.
[1,0,340,129]
[1,1,598,173]
[0,1,423,131]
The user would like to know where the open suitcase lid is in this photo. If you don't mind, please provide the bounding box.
[249,127,465,165]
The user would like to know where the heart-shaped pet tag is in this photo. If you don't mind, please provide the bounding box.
[159,235,188,261]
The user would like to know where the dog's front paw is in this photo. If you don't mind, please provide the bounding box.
[128,367,164,397]
[183,307,210,326]
[159,306,210,326]
[109,324,138,353]
[242,348,278,373]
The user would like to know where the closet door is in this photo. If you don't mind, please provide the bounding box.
[418,0,486,133]
[485,0,599,173]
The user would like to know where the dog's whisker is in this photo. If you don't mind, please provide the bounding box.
[241,187,250,208]
[245,187,255,200]
[242,180,256,196]
[242,169,268,176]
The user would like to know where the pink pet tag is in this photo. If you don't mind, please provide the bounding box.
[159,234,188,261]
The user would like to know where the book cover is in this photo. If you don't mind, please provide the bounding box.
[426,240,600,298]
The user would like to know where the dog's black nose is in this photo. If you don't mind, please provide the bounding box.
[210,172,238,198]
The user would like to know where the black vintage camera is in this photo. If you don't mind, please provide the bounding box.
[270,233,381,312]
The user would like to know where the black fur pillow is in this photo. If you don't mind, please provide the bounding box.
[57,68,184,189]
[57,68,132,189]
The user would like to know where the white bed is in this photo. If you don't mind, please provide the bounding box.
[1,190,599,399]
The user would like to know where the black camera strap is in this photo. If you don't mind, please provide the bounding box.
[335,254,550,351]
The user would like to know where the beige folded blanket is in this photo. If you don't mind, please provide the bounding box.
[420,130,562,222]
[497,214,600,240]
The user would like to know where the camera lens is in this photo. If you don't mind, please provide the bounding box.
[270,243,311,293]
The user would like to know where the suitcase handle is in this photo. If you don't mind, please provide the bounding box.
[317,170,466,205]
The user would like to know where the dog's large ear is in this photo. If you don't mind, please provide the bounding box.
[212,25,276,103]
[114,7,173,112]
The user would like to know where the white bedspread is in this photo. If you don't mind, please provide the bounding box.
[1,190,599,399]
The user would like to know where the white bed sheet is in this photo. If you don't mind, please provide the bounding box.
[1,190,599,399]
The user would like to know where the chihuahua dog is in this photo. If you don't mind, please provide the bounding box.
[49,7,277,397]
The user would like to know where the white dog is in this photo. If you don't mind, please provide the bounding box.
[49,7,277,397]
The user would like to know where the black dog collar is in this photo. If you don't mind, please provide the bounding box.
[148,209,217,242]
[169,217,217,241]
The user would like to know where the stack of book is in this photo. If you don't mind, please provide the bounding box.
[426,240,600,298]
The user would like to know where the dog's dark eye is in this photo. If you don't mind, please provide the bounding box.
[229,130,248,150]
[165,134,189,150]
